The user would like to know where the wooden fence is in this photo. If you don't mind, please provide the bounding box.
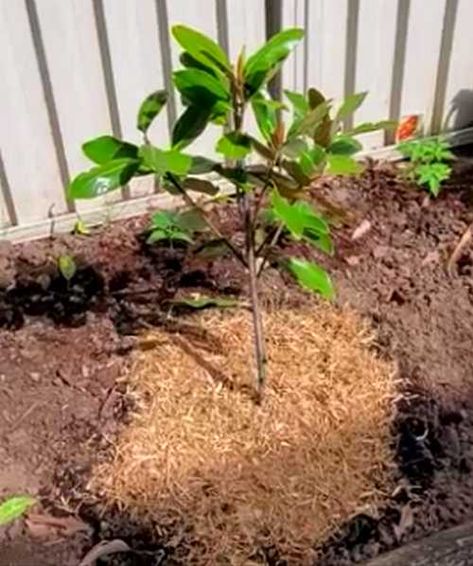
[1,0,472,241]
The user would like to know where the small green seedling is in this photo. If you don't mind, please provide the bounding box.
[68,25,392,400]
[0,495,36,526]
[398,137,454,197]
[58,254,77,282]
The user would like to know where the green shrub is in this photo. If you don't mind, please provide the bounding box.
[69,26,392,401]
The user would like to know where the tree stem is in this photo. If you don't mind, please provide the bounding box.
[243,192,267,401]
[166,173,247,267]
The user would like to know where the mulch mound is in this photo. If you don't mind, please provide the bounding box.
[92,305,395,564]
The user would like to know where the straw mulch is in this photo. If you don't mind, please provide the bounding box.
[92,304,396,564]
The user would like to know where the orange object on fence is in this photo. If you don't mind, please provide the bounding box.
[395,114,419,142]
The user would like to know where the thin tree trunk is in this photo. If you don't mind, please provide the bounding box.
[243,193,267,401]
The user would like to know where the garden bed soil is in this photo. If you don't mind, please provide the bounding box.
[0,156,473,564]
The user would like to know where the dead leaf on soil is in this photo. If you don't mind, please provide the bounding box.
[77,539,131,566]
[393,505,414,542]
[25,512,91,540]
[447,222,472,277]
[351,219,372,240]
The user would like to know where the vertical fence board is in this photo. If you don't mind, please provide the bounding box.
[305,0,349,103]
[102,0,170,198]
[281,0,306,94]
[35,0,120,216]
[166,0,220,157]
[400,0,447,131]
[354,0,398,149]
[226,0,266,136]
[0,0,66,226]
[443,0,473,131]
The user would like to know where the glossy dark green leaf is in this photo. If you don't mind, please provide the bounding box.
[313,117,333,147]
[335,92,368,121]
[140,146,192,176]
[329,136,363,156]
[285,90,309,116]
[271,192,328,240]
[172,25,231,72]
[137,90,168,134]
[173,69,229,107]
[189,156,218,174]
[183,177,219,195]
[298,151,317,177]
[251,93,278,141]
[281,160,310,185]
[326,154,363,175]
[250,137,276,160]
[308,87,326,109]
[69,159,139,199]
[180,51,218,77]
[286,258,334,299]
[309,144,326,166]
[172,105,212,149]
[82,135,138,164]
[244,28,304,95]
[281,138,309,159]
[304,231,334,255]
[0,496,36,526]
[216,132,252,159]
[294,101,331,136]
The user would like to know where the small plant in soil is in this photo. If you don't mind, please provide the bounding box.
[69,26,392,401]
[398,136,454,197]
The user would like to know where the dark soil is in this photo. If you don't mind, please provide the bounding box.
[1,156,473,565]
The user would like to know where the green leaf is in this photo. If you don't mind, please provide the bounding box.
[147,229,193,244]
[416,162,452,196]
[244,28,304,95]
[216,132,252,159]
[329,136,363,156]
[285,90,309,117]
[309,144,326,166]
[305,232,334,255]
[0,496,36,526]
[251,92,277,141]
[336,92,368,121]
[170,295,239,309]
[172,25,230,72]
[195,239,229,259]
[180,51,218,77]
[349,120,397,135]
[69,158,139,199]
[73,219,90,236]
[308,88,325,109]
[189,156,218,174]
[183,177,219,195]
[140,146,192,176]
[82,135,138,164]
[172,105,212,149]
[294,101,331,136]
[137,90,168,134]
[282,138,309,159]
[326,154,363,175]
[173,69,230,107]
[286,258,334,299]
[58,254,77,281]
[271,192,329,240]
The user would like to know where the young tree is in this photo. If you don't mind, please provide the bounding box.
[69,26,392,401]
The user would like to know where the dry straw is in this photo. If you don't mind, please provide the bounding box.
[92,303,396,564]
